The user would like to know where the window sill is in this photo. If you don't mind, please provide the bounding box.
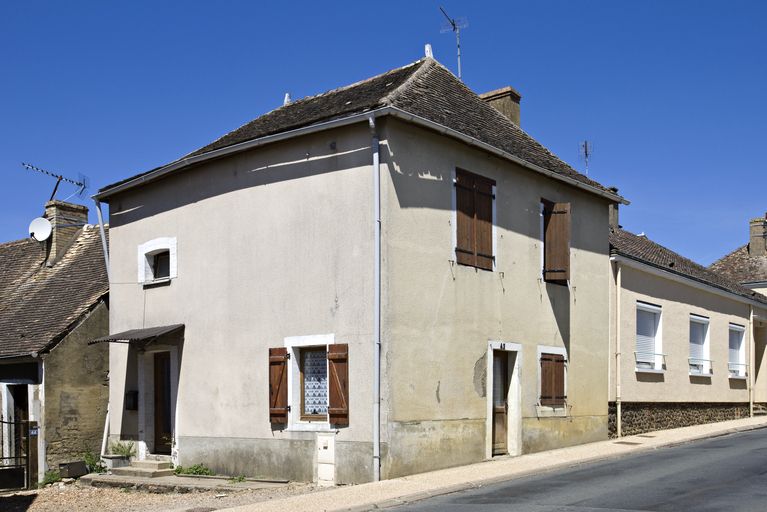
[287,421,333,432]
[536,405,567,418]
[635,368,664,374]
[142,277,172,289]
[689,372,713,377]
[728,375,748,380]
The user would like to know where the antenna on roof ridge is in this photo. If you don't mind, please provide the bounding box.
[439,6,468,81]
[20,162,89,201]
[283,93,291,106]
[579,140,593,175]
[424,43,434,58]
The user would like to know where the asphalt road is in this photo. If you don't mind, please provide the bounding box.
[393,428,767,512]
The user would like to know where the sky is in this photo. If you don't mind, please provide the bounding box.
[1,1,765,265]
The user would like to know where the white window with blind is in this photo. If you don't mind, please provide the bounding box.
[728,324,747,378]
[689,315,711,375]
[636,302,663,371]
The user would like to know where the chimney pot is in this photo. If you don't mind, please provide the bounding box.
[44,201,88,262]
[479,86,522,126]
[748,213,767,257]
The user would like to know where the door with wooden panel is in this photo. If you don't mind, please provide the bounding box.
[492,351,509,455]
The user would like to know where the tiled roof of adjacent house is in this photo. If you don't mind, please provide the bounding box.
[100,58,621,200]
[0,226,109,359]
[609,228,767,305]
[710,245,767,285]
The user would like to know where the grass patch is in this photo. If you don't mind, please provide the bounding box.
[40,470,61,487]
[82,450,107,474]
[109,440,136,458]
[229,475,246,483]
[174,463,215,476]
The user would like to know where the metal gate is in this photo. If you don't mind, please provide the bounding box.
[0,419,37,490]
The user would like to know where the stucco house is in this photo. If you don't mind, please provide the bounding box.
[94,54,628,484]
[711,213,767,296]
[609,223,767,437]
[0,200,109,486]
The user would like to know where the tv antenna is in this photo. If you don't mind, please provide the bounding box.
[21,162,89,201]
[579,140,593,175]
[439,6,468,81]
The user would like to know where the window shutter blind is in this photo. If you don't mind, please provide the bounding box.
[475,177,494,271]
[540,353,566,406]
[635,309,658,364]
[729,329,742,364]
[455,171,475,267]
[689,321,706,360]
[327,343,349,426]
[543,201,571,283]
[268,347,289,424]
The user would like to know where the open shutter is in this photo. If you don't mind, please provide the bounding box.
[269,347,289,424]
[540,353,566,407]
[327,344,349,426]
[475,177,495,271]
[455,171,475,267]
[543,201,571,283]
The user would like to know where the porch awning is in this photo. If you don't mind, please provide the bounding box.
[89,324,184,348]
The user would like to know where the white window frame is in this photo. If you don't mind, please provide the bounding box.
[689,314,711,375]
[137,237,177,284]
[536,345,568,417]
[635,301,664,372]
[451,168,497,270]
[728,323,747,378]
[283,334,335,432]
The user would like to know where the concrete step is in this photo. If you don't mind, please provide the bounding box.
[131,460,172,470]
[111,467,174,478]
[145,454,172,462]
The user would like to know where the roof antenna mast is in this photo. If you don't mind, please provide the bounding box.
[439,6,468,81]
[579,140,593,175]
[21,162,89,201]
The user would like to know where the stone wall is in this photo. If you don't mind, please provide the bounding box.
[608,402,750,438]
[43,301,109,468]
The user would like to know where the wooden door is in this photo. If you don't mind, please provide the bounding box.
[154,352,172,454]
[492,351,509,455]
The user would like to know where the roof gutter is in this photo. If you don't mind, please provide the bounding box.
[95,107,628,206]
[610,254,767,309]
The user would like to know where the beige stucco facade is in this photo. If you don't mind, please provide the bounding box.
[609,258,767,432]
[105,117,615,483]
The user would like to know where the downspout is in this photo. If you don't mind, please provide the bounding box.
[615,261,622,437]
[369,116,382,481]
[749,305,754,417]
[93,199,111,456]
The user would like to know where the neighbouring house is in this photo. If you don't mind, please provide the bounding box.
[0,200,109,485]
[93,54,627,484]
[609,220,767,437]
[711,213,767,296]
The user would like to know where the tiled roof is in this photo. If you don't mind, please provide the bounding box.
[0,226,109,359]
[710,244,767,285]
[100,58,620,200]
[609,228,767,305]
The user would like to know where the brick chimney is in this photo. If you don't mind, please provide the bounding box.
[479,86,522,126]
[44,201,89,262]
[749,213,767,257]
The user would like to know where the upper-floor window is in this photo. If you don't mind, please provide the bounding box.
[455,168,495,271]
[728,324,746,378]
[636,301,662,371]
[689,315,711,375]
[541,199,571,283]
[137,237,177,284]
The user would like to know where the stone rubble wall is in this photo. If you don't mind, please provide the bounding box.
[608,401,752,438]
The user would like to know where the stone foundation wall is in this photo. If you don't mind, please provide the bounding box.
[608,402,751,438]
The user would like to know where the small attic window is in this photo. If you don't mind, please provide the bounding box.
[138,237,177,284]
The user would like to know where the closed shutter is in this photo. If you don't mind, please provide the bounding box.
[540,353,566,407]
[269,347,289,424]
[455,171,475,267]
[729,328,742,364]
[543,201,571,283]
[636,309,658,365]
[327,344,349,426]
[475,177,494,271]
[689,320,707,360]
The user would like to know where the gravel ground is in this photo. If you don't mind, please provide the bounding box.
[0,481,320,512]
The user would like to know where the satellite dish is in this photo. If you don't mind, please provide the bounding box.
[29,217,52,242]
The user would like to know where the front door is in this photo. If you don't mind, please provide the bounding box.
[492,351,509,455]
[153,352,172,454]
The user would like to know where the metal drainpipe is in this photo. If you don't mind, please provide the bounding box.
[749,305,754,417]
[93,199,111,455]
[369,116,382,481]
[615,261,622,437]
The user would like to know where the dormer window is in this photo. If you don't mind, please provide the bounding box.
[138,237,177,284]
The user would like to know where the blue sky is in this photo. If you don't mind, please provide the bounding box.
[1,1,764,264]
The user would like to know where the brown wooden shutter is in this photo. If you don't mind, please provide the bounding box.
[475,176,495,271]
[268,347,289,424]
[543,200,571,283]
[455,170,475,267]
[540,353,566,407]
[327,344,349,426]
